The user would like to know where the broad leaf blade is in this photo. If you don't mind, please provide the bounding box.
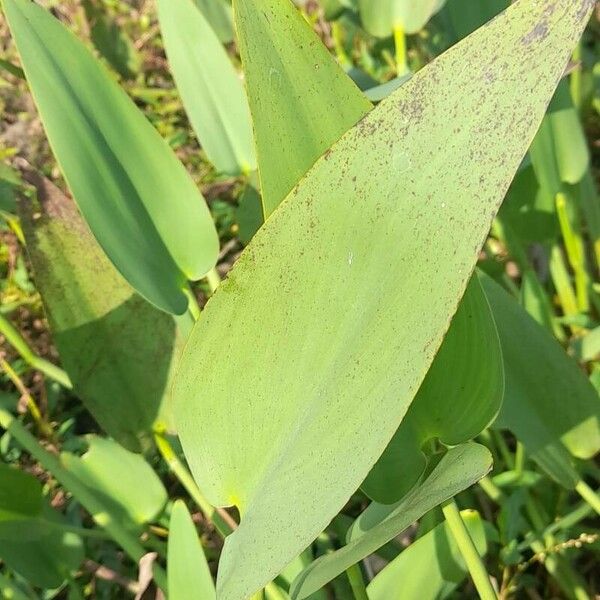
[175,1,592,596]
[368,510,487,600]
[234,0,372,215]
[3,0,219,314]
[158,0,255,176]
[19,169,186,451]
[193,0,234,43]
[481,273,600,485]
[168,500,216,600]
[290,444,492,599]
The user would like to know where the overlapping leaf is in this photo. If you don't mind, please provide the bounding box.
[158,0,255,176]
[290,445,492,599]
[367,510,487,600]
[3,0,219,314]
[481,274,600,488]
[234,0,371,216]
[363,274,503,503]
[174,1,592,597]
[19,169,188,451]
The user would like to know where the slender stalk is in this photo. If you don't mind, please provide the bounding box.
[0,409,167,593]
[154,428,236,538]
[0,357,55,440]
[574,480,600,516]
[0,312,72,388]
[346,563,369,600]
[570,43,583,111]
[393,22,408,76]
[555,192,589,312]
[441,499,498,600]
[205,267,222,296]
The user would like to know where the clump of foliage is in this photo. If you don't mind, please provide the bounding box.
[0,0,599,599]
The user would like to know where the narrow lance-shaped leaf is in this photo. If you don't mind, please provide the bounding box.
[481,273,600,488]
[168,500,216,600]
[193,0,234,43]
[3,0,219,315]
[18,167,188,451]
[290,444,492,599]
[234,0,372,216]
[174,1,592,597]
[158,0,256,176]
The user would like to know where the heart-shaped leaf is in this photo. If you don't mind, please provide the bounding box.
[3,0,219,314]
[174,1,592,596]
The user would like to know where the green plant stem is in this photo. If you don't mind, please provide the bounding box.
[0,357,55,440]
[575,480,600,516]
[154,429,235,538]
[346,563,369,600]
[570,43,582,111]
[393,22,408,76]
[0,409,168,593]
[441,499,498,600]
[0,312,72,388]
[205,266,221,296]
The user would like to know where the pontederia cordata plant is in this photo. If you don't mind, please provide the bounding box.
[0,0,599,598]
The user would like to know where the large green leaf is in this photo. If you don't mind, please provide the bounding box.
[0,505,84,589]
[168,500,216,600]
[19,169,187,451]
[3,0,219,315]
[363,275,503,503]
[481,274,600,487]
[367,510,487,600]
[62,436,167,527]
[234,0,372,216]
[174,1,591,596]
[290,444,492,599]
[158,0,255,176]
[0,464,42,541]
[358,0,447,37]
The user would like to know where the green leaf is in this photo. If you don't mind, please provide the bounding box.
[363,275,503,503]
[158,0,255,176]
[0,464,42,541]
[480,273,600,487]
[367,510,487,600]
[290,444,492,599]
[0,505,84,589]
[168,500,216,600]
[358,0,447,37]
[234,0,372,216]
[62,436,167,527]
[19,169,187,451]
[175,1,591,596]
[193,0,234,43]
[3,0,219,315]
